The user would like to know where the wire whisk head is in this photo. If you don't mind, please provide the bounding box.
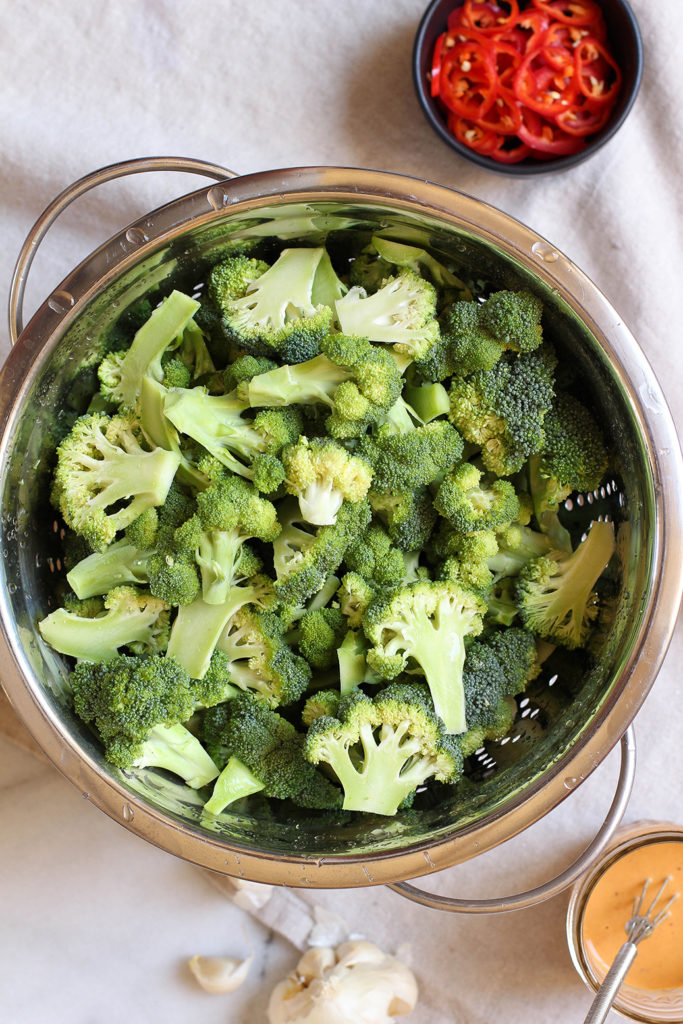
[626,876,680,944]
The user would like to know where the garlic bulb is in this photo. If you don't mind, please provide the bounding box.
[267,940,418,1024]
[188,953,253,994]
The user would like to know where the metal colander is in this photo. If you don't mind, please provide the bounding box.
[1,161,681,906]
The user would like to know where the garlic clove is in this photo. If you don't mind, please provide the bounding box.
[188,953,253,994]
[296,946,336,981]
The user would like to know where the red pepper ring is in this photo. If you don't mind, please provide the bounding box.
[575,36,622,106]
[461,0,520,33]
[530,0,603,27]
[555,98,612,136]
[448,113,500,154]
[477,86,523,134]
[513,45,579,117]
[431,32,446,97]
[517,106,586,154]
[439,38,499,119]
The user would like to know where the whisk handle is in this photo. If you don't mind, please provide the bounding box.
[582,941,638,1024]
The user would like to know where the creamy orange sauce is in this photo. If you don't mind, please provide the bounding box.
[582,840,683,991]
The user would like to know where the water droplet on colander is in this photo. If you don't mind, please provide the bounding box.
[48,290,75,314]
[563,776,579,790]
[531,241,560,263]
[207,186,227,210]
[124,226,148,246]
[122,802,135,822]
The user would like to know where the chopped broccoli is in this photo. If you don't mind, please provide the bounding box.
[223,353,277,393]
[203,756,265,814]
[66,538,151,601]
[402,382,450,423]
[272,498,372,607]
[207,248,333,363]
[488,523,554,581]
[242,332,402,439]
[363,580,486,733]
[97,290,200,410]
[336,628,372,694]
[52,412,181,552]
[335,269,440,363]
[344,524,407,592]
[201,694,342,810]
[369,486,438,552]
[515,520,615,648]
[437,529,499,592]
[336,572,376,629]
[71,654,219,786]
[479,289,543,353]
[434,462,521,534]
[302,690,341,726]
[217,606,311,705]
[304,683,463,816]
[358,420,463,492]
[282,436,373,526]
[297,606,346,670]
[448,346,557,477]
[38,586,170,661]
[416,300,505,382]
[370,236,471,295]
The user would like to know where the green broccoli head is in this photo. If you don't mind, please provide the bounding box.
[448,346,557,477]
[358,420,464,492]
[52,412,181,552]
[479,289,543,353]
[363,580,486,734]
[515,520,615,649]
[434,462,521,534]
[218,606,312,705]
[223,353,278,394]
[201,694,342,809]
[344,524,407,592]
[298,606,346,670]
[416,300,504,382]
[282,436,373,526]
[369,486,438,552]
[304,682,463,816]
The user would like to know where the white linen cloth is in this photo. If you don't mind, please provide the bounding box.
[1,2,682,1022]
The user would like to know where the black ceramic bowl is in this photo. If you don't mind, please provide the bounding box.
[413,0,643,175]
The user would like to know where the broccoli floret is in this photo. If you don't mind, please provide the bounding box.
[97,290,200,410]
[272,498,372,607]
[460,696,517,758]
[488,523,554,581]
[462,641,509,732]
[71,654,219,787]
[358,420,463,491]
[217,606,311,706]
[448,346,557,477]
[304,683,463,816]
[363,580,486,733]
[485,627,539,695]
[137,376,210,492]
[336,572,376,629]
[39,586,170,661]
[161,356,192,389]
[437,530,499,592]
[169,319,216,382]
[302,690,341,726]
[335,269,440,363]
[243,332,402,439]
[434,462,520,534]
[223,354,278,393]
[52,413,181,552]
[370,236,471,295]
[344,524,407,592]
[207,248,333,363]
[528,391,608,529]
[479,289,543,353]
[515,521,615,649]
[66,538,151,600]
[202,756,266,814]
[298,606,346,670]
[282,437,373,526]
[191,650,241,709]
[369,486,438,552]
[201,694,341,810]
[416,301,505,382]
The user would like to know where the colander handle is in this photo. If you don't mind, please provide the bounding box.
[8,156,237,346]
[389,726,636,914]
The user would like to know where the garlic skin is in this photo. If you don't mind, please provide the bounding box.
[267,940,418,1024]
[188,953,253,994]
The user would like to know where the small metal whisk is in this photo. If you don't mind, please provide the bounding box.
[583,876,679,1024]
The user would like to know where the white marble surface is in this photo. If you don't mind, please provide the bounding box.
[1,1,682,1022]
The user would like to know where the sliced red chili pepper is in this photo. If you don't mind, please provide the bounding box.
[461,0,520,33]
[518,107,586,154]
[448,113,500,154]
[478,86,522,133]
[531,0,603,27]
[488,135,532,162]
[513,46,578,116]
[542,41,575,73]
[575,36,622,106]
[431,32,446,98]
[555,98,612,135]
[491,37,523,85]
[439,38,498,119]
[500,8,549,52]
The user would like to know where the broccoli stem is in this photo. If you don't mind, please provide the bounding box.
[132,723,219,788]
[403,383,450,423]
[38,600,166,662]
[139,376,207,490]
[116,291,199,408]
[166,589,252,679]
[402,603,469,734]
[66,540,150,600]
[298,479,345,526]
[203,756,265,814]
[245,355,348,408]
[329,722,431,815]
[195,529,243,605]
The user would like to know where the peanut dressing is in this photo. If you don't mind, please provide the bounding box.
[582,840,683,991]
